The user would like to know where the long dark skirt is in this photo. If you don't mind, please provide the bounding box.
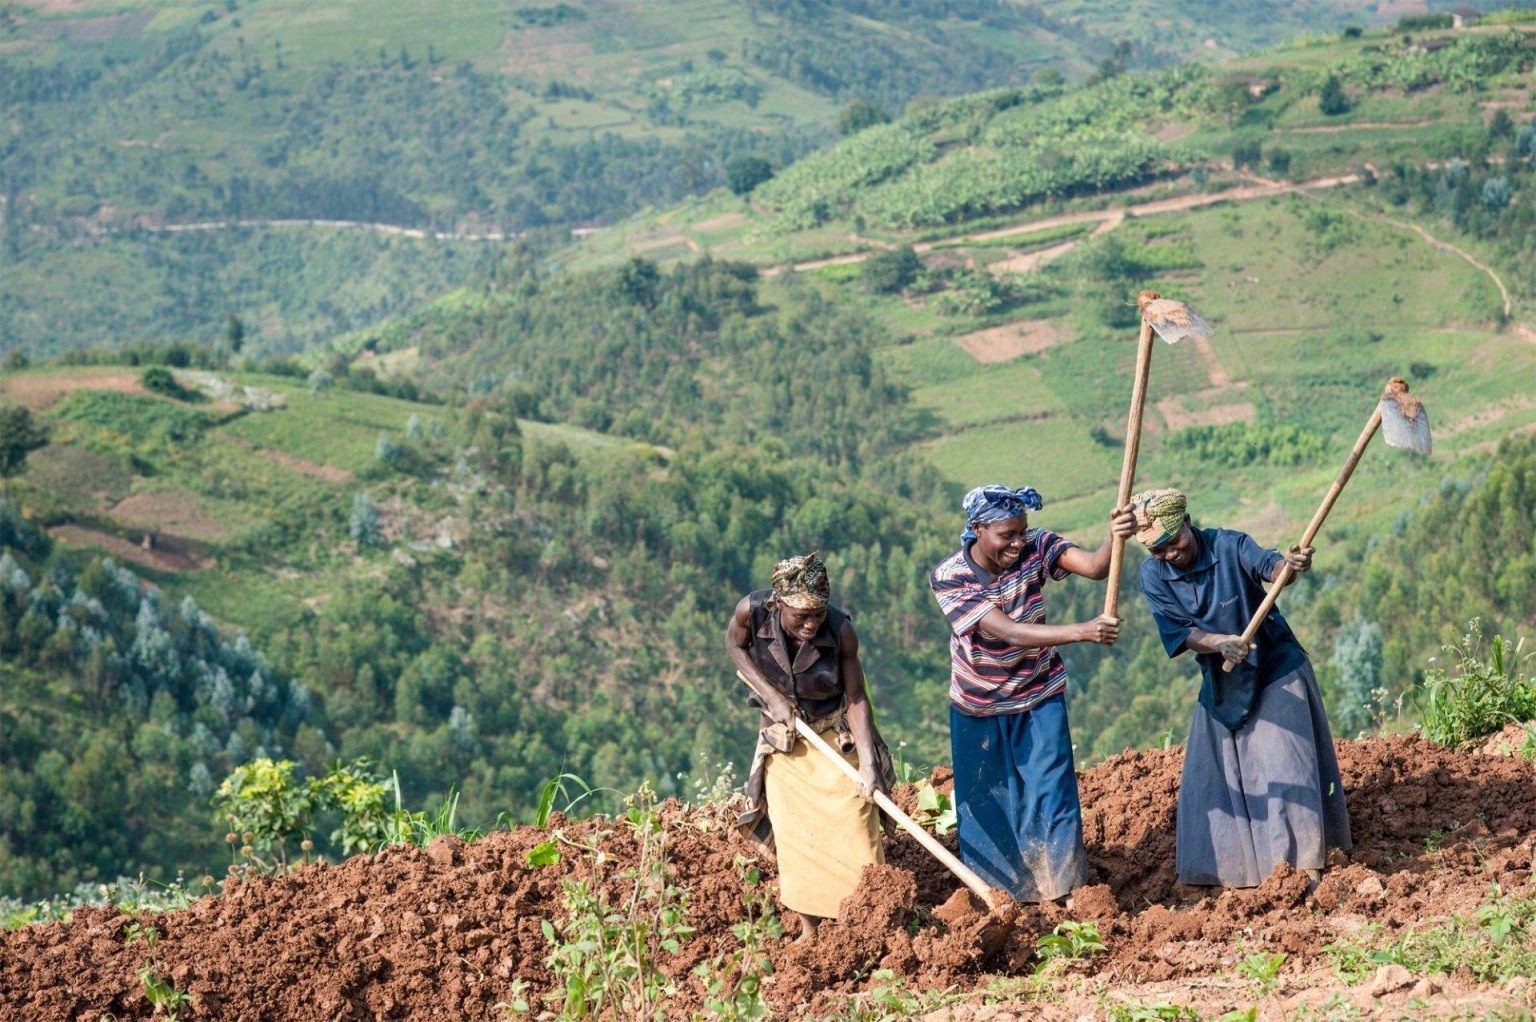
[950,694,1087,903]
[1177,660,1352,887]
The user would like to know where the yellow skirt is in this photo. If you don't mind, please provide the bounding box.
[763,727,884,918]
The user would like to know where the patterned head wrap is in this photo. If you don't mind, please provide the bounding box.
[961,484,1044,543]
[1130,488,1188,548]
[770,551,830,611]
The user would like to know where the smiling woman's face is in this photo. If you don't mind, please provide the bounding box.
[1148,519,1198,570]
[971,515,1028,571]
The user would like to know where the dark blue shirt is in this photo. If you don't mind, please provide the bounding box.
[1138,527,1308,695]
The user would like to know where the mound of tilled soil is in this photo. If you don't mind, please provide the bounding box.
[3,734,1534,1020]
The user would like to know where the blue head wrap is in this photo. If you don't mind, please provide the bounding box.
[961,484,1043,542]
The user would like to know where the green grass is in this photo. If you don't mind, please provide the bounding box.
[911,359,1071,429]
[1324,888,1536,985]
[220,379,440,474]
[856,191,1533,538]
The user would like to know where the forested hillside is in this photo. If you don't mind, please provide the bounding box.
[1,0,1406,357]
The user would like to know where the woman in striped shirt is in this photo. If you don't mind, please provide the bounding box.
[929,485,1134,904]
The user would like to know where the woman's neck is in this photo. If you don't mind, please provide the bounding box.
[969,542,1012,576]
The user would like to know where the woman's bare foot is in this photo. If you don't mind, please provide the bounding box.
[792,911,820,944]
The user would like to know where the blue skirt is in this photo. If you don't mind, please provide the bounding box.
[950,694,1087,903]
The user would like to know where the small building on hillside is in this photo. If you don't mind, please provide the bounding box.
[1230,75,1280,100]
[1409,37,1455,55]
[1451,7,1482,29]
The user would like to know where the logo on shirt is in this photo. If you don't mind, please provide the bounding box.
[1220,595,1239,608]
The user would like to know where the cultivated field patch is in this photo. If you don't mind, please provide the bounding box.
[0,368,148,412]
[48,524,210,573]
[110,491,236,542]
[955,319,1069,364]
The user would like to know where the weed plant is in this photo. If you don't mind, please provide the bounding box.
[1417,621,1534,748]
[1036,920,1107,963]
[815,970,963,1021]
[1105,1003,1201,1022]
[1235,950,1287,995]
[692,856,781,1021]
[541,783,694,1020]
[124,920,191,1021]
[1324,885,1536,984]
[1,874,209,931]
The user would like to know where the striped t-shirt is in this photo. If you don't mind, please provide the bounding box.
[930,529,1076,717]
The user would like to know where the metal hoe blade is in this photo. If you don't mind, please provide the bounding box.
[1137,290,1213,345]
[1378,377,1432,456]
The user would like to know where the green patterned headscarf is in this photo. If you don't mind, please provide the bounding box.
[1130,488,1187,548]
[770,552,830,611]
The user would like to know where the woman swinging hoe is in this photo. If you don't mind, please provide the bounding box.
[727,553,895,942]
[929,485,1135,905]
[1131,488,1351,889]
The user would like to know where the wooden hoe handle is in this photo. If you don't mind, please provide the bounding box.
[1223,408,1383,671]
[735,672,999,908]
[1104,316,1157,619]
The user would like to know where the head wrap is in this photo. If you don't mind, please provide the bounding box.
[1130,488,1188,547]
[770,551,830,611]
[961,484,1043,543]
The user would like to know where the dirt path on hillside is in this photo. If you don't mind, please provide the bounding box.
[778,173,1361,276]
[1343,208,1513,318]
[99,218,515,242]
[1283,118,1433,134]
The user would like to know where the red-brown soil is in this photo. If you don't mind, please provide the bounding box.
[3,734,1534,1020]
[47,523,212,573]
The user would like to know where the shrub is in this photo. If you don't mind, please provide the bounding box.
[349,492,381,546]
[1231,138,1264,169]
[1418,620,1534,748]
[838,99,889,136]
[1481,176,1512,211]
[862,245,922,294]
[214,757,395,872]
[724,155,773,197]
[1319,74,1350,116]
[140,367,191,401]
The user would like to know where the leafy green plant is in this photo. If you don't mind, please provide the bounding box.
[1417,621,1533,748]
[692,856,781,1021]
[127,919,189,1020]
[1236,950,1286,994]
[1324,887,1536,984]
[214,757,396,872]
[536,772,609,827]
[495,978,532,1017]
[541,784,694,1020]
[816,970,962,1021]
[138,962,192,1021]
[912,781,957,835]
[1036,920,1107,962]
[1106,1002,1201,1022]
[375,775,484,850]
[124,921,158,948]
